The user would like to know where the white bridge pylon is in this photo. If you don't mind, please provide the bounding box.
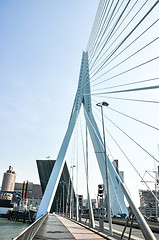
[36,51,127,219]
[36,51,156,240]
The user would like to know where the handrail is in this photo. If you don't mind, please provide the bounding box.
[13,213,48,240]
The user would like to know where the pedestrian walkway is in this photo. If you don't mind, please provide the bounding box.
[57,215,104,239]
[33,214,105,240]
[33,214,75,240]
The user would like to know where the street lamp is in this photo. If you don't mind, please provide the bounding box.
[60,181,65,216]
[96,101,112,235]
[70,165,76,219]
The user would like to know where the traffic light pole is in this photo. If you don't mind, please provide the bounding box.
[76,194,79,221]
[78,195,83,222]
[99,195,104,231]
[98,184,104,232]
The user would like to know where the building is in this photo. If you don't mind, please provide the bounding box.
[13,182,42,210]
[109,160,128,215]
[0,166,16,200]
[82,198,97,209]
[139,190,159,217]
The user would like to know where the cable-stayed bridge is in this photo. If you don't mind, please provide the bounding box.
[14,1,159,239]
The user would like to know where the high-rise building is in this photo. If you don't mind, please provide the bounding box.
[139,166,159,217]
[139,190,159,217]
[110,160,128,215]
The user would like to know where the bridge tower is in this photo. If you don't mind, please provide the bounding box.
[36,51,127,219]
[36,51,156,240]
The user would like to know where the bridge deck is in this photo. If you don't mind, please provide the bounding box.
[33,214,105,240]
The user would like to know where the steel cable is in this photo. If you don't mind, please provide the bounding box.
[89,0,149,72]
[93,96,159,104]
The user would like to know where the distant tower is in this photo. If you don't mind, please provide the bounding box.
[1,166,16,200]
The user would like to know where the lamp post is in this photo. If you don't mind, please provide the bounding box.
[63,183,65,216]
[70,165,76,219]
[96,101,112,235]
[60,181,65,216]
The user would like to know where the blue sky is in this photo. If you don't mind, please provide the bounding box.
[0,0,98,184]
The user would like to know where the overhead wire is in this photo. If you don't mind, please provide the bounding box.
[89,0,131,68]
[91,77,159,92]
[82,100,132,207]
[94,106,159,163]
[92,98,159,131]
[89,1,159,84]
[87,0,106,54]
[90,37,159,87]
[90,82,159,95]
[88,0,122,63]
[107,106,159,131]
[79,105,122,211]
[93,109,159,203]
[79,115,87,177]
[86,0,103,50]
[106,145,114,161]
[91,56,159,88]
[76,118,79,195]
[89,0,138,70]
[89,0,149,72]
[90,19,158,83]
[73,0,159,208]
[93,96,159,104]
[81,18,159,92]
[79,2,159,93]
[88,0,117,60]
[93,105,159,164]
[87,0,110,56]
[144,171,157,182]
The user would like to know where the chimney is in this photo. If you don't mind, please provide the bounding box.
[25,181,29,200]
[22,181,25,200]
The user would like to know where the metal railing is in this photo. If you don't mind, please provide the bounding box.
[13,213,48,240]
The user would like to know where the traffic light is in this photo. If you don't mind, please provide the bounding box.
[78,195,83,207]
[149,202,152,208]
[98,184,104,198]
